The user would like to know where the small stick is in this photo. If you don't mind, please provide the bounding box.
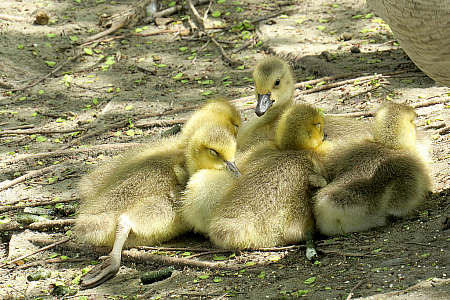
[135,119,186,128]
[345,280,365,300]
[59,120,129,150]
[0,237,72,268]
[2,53,83,93]
[0,14,33,23]
[1,124,35,131]
[0,165,60,192]
[17,258,90,270]
[211,37,236,66]
[28,237,238,270]
[297,74,385,95]
[405,242,439,248]
[317,249,374,257]
[3,143,143,165]
[0,198,78,213]
[0,127,86,136]
[82,19,129,43]
[0,219,75,232]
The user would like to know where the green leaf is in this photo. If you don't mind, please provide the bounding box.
[258,271,266,279]
[352,14,363,19]
[295,19,305,24]
[124,105,133,111]
[237,65,245,70]
[213,256,227,261]
[17,44,24,49]
[213,277,223,282]
[319,19,329,23]
[31,112,38,117]
[45,61,56,67]
[84,48,93,55]
[245,262,255,266]
[198,274,210,279]
[217,0,225,3]
[202,91,212,96]
[304,277,316,284]
[46,33,56,38]
[19,97,27,101]
[38,90,44,95]
[372,248,382,253]
[212,11,221,18]
[60,255,69,260]
[169,1,176,7]
[317,26,326,30]
[173,72,183,80]
[69,36,78,42]
[93,98,98,105]
[157,64,167,67]
[179,47,188,52]
[36,136,47,142]
[135,28,143,33]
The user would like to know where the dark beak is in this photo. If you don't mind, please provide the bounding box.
[225,161,241,178]
[255,92,274,117]
[323,131,328,141]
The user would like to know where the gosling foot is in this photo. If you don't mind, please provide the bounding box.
[306,246,318,261]
[80,256,120,290]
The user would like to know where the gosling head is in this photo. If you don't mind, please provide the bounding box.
[373,102,417,150]
[202,98,242,137]
[180,98,242,148]
[252,57,295,117]
[186,124,240,177]
[275,104,325,150]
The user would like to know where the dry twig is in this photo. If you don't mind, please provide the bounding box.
[0,219,75,232]
[0,237,72,268]
[0,127,87,137]
[28,237,239,270]
[0,198,78,213]
[1,53,83,93]
[0,165,60,192]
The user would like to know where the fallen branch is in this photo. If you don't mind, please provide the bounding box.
[317,249,374,257]
[0,198,78,213]
[0,127,87,136]
[1,53,83,93]
[2,143,143,165]
[1,124,35,131]
[59,120,129,150]
[17,258,90,270]
[345,280,365,300]
[0,219,75,232]
[437,126,450,136]
[28,237,238,270]
[135,119,186,128]
[0,14,33,23]
[412,97,450,109]
[0,237,72,268]
[296,74,385,95]
[0,165,60,192]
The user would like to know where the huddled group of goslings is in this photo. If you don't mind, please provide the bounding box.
[74,56,432,289]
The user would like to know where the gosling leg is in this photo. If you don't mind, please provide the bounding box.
[81,215,132,289]
[305,230,317,261]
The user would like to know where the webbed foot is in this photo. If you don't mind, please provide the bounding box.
[80,256,120,290]
[306,246,318,261]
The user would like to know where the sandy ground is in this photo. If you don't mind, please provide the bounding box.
[1,0,450,299]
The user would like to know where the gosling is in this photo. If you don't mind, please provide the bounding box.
[75,124,239,289]
[209,104,328,260]
[313,102,432,236]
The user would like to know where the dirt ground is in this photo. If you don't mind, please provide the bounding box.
[1,0,450,299]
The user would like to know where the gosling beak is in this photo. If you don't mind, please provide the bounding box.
[225,161,241,178]
[255,92,274,117]
[323,131,328,141]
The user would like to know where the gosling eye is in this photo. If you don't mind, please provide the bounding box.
[209,149,219,157]
[274,79,281,87]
